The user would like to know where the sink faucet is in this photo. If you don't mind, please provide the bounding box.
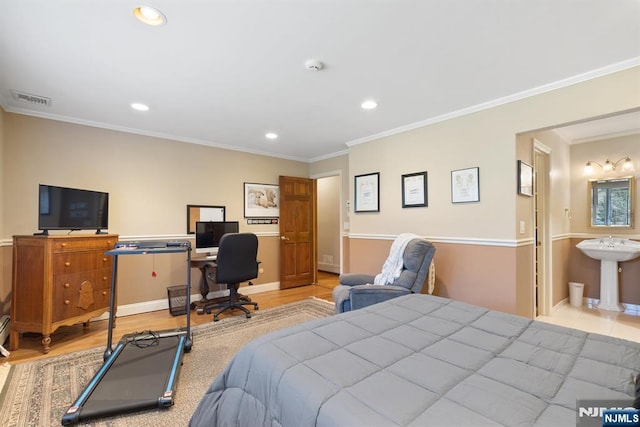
[608,235,615,247]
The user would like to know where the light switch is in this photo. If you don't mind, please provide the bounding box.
[519,221,526,234]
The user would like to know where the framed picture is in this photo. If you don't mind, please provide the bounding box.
[354,172,380,212]
[402,171,428,208]
[244,183,279,218]
[518,160,534,197]
[186,205,225,234]
[451,167,480,203]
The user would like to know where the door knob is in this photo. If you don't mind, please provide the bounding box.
[280,236,290,241]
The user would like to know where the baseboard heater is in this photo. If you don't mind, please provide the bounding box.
[0,315,10,357]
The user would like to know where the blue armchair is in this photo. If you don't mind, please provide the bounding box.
[333,237,436,313]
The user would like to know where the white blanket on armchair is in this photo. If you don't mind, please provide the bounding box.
[374,233,421,285]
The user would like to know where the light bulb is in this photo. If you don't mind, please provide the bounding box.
[603,160,613,172]
[622,157,633,171]
[134,6,166,26]
[584,162,593,175]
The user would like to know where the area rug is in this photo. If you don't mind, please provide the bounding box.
[0,298,335,427]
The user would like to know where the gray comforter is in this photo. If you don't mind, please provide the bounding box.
[190,294,638,426]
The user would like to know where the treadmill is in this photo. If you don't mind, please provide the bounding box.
[62,240,192,426]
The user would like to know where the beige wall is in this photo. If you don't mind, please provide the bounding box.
[317,175,341,273]
[0,108,6,314]
[309,154,349,232]
[2,67,639,319]
[346,66,640,316]
[570,134,640,235]
[3,114,310,237]
[568,134,640,304]
[1,113,310,313]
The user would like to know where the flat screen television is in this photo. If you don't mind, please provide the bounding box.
[38,184,109,234]
[195,221,239,257]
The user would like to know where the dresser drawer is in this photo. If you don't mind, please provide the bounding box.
[53,237,117,252]
[53,287,111,323]
[53,252,111,274]
[54,269,112,293]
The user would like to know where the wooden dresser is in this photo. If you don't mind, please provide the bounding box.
[10,234,118,353]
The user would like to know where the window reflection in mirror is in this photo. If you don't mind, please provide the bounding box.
[588,177,635,228]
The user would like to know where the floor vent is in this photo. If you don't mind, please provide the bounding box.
[11,90,51,107]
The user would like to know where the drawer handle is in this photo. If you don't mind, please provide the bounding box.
[102,257,108,262]
[64,300,70,305]
[64,283,70,288]
[102,291,107,296]
[61,243,67,247]
[65,262,71,267]
[103,276,108,281]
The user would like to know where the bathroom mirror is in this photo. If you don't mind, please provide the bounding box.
[588,177,635,229]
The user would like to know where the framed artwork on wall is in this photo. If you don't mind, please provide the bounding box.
[451,167,480,203]
[354,172,380,212]
[402,171,428,208]
[244,183,280,218]
[518,160,534,197]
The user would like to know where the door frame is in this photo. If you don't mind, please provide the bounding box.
[533,139,552,316]
[311,170,344,275]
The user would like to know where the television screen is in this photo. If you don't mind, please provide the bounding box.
[195,221,239,256]
[38,184,109,233]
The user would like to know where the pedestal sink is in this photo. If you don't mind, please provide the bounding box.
[576,237,640,311]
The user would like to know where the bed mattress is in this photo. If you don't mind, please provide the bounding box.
[190,294,638,426]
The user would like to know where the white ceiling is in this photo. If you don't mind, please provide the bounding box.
[552,110,640,144]
[1,0,639,161]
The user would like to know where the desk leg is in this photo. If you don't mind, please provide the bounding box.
[190,266,211,313]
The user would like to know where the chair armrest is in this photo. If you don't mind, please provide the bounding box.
[339,273,376,287]
[349,285,410,310]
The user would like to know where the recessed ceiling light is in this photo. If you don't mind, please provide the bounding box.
[265,132,278,140]
[361,99,378,110]
[131,102,149,111]
[134,6,167,26]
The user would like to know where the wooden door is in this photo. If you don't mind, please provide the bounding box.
[279,176,317,289]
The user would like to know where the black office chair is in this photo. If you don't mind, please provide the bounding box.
[209,233,259,322]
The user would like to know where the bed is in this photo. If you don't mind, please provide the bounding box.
[190,294,638,426]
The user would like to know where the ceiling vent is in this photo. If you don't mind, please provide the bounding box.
[11,90,51,107]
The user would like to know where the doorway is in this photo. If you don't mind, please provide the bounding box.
[313,172,343,275]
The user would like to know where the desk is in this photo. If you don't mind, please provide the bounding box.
[190,257,255,315]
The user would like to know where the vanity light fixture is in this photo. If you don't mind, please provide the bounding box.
[585,157,633,175]
[134,6,167,26]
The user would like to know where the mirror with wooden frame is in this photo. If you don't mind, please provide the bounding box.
[186,205,225,234]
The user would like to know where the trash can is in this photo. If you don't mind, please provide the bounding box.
[167,285,188,316]
[568,282,584,307]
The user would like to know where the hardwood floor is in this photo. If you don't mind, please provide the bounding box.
[7,271,339,365]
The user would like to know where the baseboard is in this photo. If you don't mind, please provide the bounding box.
[317,262,340,274]
[92,281,281,320]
